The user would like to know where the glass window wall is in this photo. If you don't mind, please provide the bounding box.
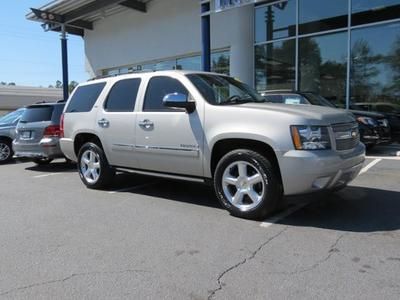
[255,39,296,91]
[299,31,348,107]
[255,0,296,43]
[299,0,348,34]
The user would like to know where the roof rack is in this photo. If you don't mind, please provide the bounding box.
[88,69,157,81]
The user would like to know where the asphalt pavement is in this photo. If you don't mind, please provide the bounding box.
[0,146,399,299]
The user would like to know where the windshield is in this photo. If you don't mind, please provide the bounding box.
[303,93,336,108]
[0,108,25,125]
[187,74,265,105]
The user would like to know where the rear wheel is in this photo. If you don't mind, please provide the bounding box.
[33,158,53,165]
[214,149,282,220]
[78,142,114,189]
[0,139,13,164]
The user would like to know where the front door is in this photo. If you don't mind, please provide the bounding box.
[96,78,141,168]
[135,76,204,177]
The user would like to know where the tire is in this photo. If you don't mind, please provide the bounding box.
[214,149,282,220]
[77,142,115,189]
[0,138,13,164]
[33,158,53,165]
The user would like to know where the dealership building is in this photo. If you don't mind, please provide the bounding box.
[28,0,400,110]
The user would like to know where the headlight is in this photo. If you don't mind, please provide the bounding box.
[291,125,331,150]
[357,116,377,126]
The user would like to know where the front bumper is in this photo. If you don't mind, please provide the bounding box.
[13,137,64,159]
[278,143,365,196]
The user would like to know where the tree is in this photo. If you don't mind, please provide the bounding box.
[8,82,16,86]
[55,80,63,89]
[68,81,79,93]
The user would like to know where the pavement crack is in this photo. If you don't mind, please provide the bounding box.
[207,226,289,300]
[0,269,148,297]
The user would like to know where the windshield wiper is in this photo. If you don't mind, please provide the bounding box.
[219,95,257,105]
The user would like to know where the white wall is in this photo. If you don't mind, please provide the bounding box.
[84,0,254,85]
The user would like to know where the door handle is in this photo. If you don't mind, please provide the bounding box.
[138,119,154,129]
[98,118,110,128]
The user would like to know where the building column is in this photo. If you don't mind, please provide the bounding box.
[229,5,254,87]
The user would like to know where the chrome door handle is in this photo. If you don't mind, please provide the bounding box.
[98,118,110,128]
[138,119,154,129]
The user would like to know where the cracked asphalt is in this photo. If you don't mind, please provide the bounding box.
[0,149,399,299]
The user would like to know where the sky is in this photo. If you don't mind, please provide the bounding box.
[0,1,88,87]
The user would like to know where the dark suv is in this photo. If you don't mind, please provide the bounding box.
[13,102,66,165]
[262,91,391,149]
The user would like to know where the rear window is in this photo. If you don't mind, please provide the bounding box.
[66,82,106,113]
[104,78,141,112]
[20,106,54,123]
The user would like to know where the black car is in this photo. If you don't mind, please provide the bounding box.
[355,102,400,142]
[261,91,392,149]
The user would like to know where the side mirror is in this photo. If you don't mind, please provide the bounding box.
[163,93,195,113]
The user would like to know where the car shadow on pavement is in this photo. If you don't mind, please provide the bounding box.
[281,186,400,233]
[24,161,77,173]
[367,143,400,157]
[113,174,222,209]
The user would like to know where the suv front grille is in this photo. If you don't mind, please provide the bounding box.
[332,122,360,151]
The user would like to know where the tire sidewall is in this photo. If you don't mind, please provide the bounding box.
[0,139,13,164]
[214,149,280,220]
[77,142,113,189]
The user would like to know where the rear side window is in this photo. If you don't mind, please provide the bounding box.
[20,106,54,123]
[51,104,65,123]
[104,78,141,112]
[66,82,106,113]
[143,76,188,112]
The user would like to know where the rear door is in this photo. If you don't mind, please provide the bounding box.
[16,105,54,145]
[95,78,141,168]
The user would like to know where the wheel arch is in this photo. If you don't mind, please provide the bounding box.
[210,138,283,188]
[74,132,104,157]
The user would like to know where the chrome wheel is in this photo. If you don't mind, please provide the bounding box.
[222,161,266,211]
[0,142,11,161]
[80,149,101,184]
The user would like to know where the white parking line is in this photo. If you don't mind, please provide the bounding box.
[260,202,308,228]
[366,156,400,160]
[108,181,159,194]
[33,173,63,179]
[360,158,382,175]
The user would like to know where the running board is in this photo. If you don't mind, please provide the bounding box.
[115,167,206,183]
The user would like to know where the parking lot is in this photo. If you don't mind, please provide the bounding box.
[0,145,399,299]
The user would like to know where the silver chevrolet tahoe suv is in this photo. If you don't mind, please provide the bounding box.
[60,71,365,220]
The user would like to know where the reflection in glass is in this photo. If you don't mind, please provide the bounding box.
[351,22,400,106]
[211,51,230,75]
[299,32,347,107]
[155,60,176,71]
[176,56,201,71]
[299,0,348,34]
[255,39,295,91]
[255,0,296,43]
[352,0,400,26]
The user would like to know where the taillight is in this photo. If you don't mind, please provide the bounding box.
[60,113,64,138]
[43,125,61,137]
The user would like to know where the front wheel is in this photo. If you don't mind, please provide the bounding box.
[214,149,282,220]
[78,142,114,189]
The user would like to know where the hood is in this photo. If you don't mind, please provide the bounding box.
[237,103,356,125]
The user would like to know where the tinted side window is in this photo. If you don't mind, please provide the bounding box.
[66,82,106,113]
[51,104,65,123]
[20,106,54,123]
[105,79,141,112]
[143,76,188,112]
